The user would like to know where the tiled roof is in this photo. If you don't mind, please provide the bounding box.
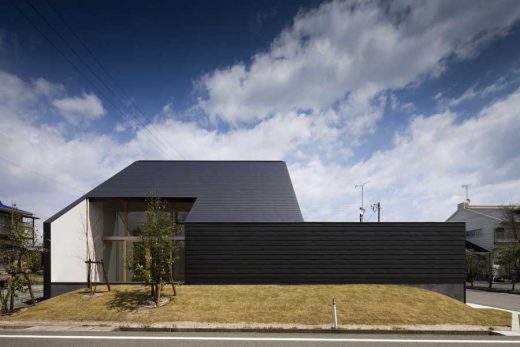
[46,161,303,223]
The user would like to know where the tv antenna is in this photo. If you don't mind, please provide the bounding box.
[355,181,369,222]
[461,184,471,204]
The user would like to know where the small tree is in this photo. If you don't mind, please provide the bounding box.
[499,204,520,289]
[501,204,520,240]
[496,244,520,291]
[0,211,39,314]
[132,196,177,306]
[486,250,497,289]
[465,250,484,288]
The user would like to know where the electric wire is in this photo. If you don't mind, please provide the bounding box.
[41,0,185,160]
[10,0,178,159]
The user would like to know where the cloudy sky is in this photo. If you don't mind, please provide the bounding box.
[1,0,520,230]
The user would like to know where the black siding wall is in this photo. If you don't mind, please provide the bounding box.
[185,222,466,301]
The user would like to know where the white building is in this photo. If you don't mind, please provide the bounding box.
[446,202,516,253]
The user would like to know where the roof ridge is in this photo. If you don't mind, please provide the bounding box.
[468,205,503,208]
[466,207,502,221]
[135,160,285,162]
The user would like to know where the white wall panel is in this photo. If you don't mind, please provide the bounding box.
[50,199,87,282]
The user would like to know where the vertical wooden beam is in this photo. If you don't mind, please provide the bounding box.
[123,200,128,282]
[124,200,128,236]
[123,240,127,282]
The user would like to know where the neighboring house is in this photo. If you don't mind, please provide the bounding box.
[446,202,519,253]
[0,200,38,248]
[44,160,466,301]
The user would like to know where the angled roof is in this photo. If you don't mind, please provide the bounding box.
[465,240,489,253]
[466,206,504,221]
[448,203,520,222]
[46,160,303,223]
[0,200,37,218]
[467,205,520,221]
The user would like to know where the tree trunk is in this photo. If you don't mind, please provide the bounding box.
[155,285,161,306]
[488,254,494,289]
[9,287,14,312]
[471,279,474,288]
[0,289,8,314]
[22,272,35,305]
[169,262,176,296]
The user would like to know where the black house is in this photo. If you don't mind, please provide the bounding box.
[44,160,465,301]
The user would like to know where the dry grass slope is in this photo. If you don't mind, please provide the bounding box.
[10,284,510,326]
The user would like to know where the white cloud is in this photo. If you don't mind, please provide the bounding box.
[32,78,64,98]
[1,67,520,236]
[291,88,520,222]
[114,123,126,133]
[198,0,520,132]
[439,75,519,109]
[53,92,106,124]
[2,0,520,237]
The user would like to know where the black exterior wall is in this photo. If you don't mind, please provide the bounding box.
[43,222,51,299]
[185,222,466,301]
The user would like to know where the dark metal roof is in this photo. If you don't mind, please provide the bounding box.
[465,240,489,253]
[46,161,303,223]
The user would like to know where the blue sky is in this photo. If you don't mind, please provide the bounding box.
[1,0,520,229]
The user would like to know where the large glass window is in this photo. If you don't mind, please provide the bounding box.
[103,240,185,283]
[127,200,146,237]
[99,198,192,283]
[104,241,125,282]
[102,200,125,236]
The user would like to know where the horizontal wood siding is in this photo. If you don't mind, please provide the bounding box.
[185,222,465,284]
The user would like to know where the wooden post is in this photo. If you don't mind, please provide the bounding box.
[101,260,111,291]
[86,258,92,294]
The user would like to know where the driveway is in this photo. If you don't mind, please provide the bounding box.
[467,289,520,312]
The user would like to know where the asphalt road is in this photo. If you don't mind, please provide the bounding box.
[467,289,520,311]
[1,331,520,347]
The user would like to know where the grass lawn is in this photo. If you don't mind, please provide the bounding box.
[9,284,510,327]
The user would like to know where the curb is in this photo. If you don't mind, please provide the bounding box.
[0,321,505,335]
[468,287,520,296]
[117,326,495,335]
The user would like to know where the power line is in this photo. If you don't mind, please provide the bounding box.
[42,0,185,160]
[11,0,180,159]
[23,0,178,159]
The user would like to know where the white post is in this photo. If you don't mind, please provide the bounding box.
[332,298,338,329]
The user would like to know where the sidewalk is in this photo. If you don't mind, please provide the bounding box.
[467,303,520,336]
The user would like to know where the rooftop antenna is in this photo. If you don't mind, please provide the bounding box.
[461,184,471,204]
[355,181,369,222]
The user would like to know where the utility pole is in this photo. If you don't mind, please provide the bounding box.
[355,182,369,222]
[461,184,471,204]
[371,202,381,222]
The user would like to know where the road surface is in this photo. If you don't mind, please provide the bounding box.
[1,331,520,347]
[467,289,520,312]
